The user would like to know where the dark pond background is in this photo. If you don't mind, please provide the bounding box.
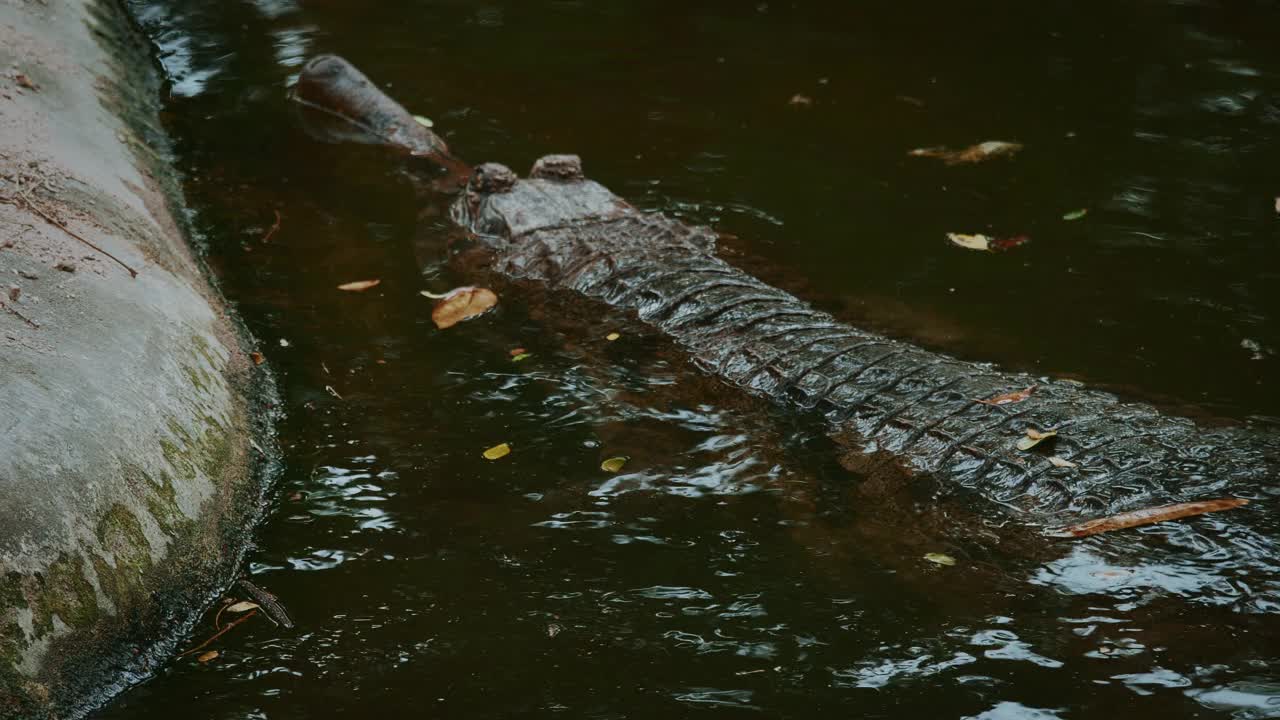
[102,1,1279,717]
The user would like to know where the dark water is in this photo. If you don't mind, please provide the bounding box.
[100,1,1280,717]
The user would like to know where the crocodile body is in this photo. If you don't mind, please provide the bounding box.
[291,55,1278,599]
[453,157,1278,526]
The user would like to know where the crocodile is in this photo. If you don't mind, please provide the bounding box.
[292,55,1279,588]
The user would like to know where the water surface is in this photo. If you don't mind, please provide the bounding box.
[102,2,1279,717]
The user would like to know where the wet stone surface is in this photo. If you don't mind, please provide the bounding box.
[103,1,1279,718]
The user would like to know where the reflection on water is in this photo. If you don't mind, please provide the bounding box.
[102,0,1279,717]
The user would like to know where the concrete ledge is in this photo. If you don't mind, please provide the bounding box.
[0,0,277,716]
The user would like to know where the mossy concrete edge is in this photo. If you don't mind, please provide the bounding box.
[0,0,281,717]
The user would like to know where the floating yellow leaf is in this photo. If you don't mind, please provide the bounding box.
[512,353,532,362]
[337,279,381,292]
[978,385,1037,406]
[924,552,956,566]
[600,456,628,473]
[226,601,260,614]
[483,443,511,460]
[197,650,219,663]
[947,233,992,251]
[1048,456,1077,469]
[1016,428,1058,451]
[606,332,621,341]
[424,286,499,329]
[909,140,1022,165]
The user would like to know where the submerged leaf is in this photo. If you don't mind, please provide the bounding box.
[226,601,260,614]
[978,385,1037,406]
[1048,456,1078,469]
[788,93,813,107]
[990,234,1031,251]
[924,552,956,566]
[1016,428,1058,451]
[601,456,628,473]
[483,443,511,461]
[1046,498,1249,538]
[909,140,1022,165]
[1062,208,1088,221]
[428,286,499,329]
[337,279,381,292]
[606,332,621,341]
[947,233,992,251]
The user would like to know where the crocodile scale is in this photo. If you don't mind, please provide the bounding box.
[455,159,1279,526]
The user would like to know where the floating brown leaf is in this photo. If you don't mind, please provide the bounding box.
[197,650,219,663]
[909,140,1022,165]
[225,601,259,614]
[947,233,992,251]
[14,73,38,91]
[788,94,813,107]
[1048,456,1078,469]
[424,286,498,329]
[1045,498,1250,538]
[1016,428,1057,451]
[337,279,381,292]
[978,385,1037,406]
[483,443,511,461]
[509,347,527,357]
[250,351,265,366]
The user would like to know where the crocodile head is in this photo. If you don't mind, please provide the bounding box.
[293,54,451,160]
[453,154,634,245]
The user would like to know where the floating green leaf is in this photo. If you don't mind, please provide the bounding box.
[1063,208,1088,221]
[483,443,511,461]
[413,115,434,128]
[600,456,628,473]
[512,353,532,362]
[924,552,956,566]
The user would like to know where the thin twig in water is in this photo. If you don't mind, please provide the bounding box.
[1129,231,1164,242]
[237,578,295,629]
[262,210,281,243]
[177,610,257,658]
[0,298,38,328]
